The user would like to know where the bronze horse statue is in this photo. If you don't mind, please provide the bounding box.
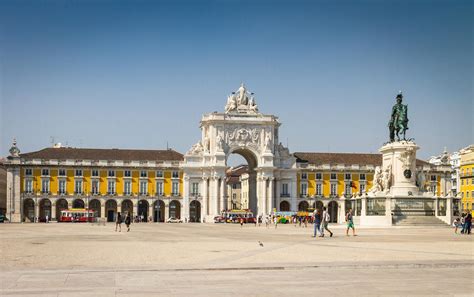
[388,93,409,142]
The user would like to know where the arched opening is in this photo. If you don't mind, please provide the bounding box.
[89,199,101,218]
[226,148,258,216]
[23,198,35,222]
[315,201,323,212]
[105,200,117,222]
[39,199,52,221]
[72,199,84,209]
[138,200,149,222]
[56,199,68,220]
[280,200,290,211]
[169,200,181,219]
[189,200,201,222]
[328,201,338,223]
[121,199,134,218]
[153,200,165,222]
[298,201,309,211]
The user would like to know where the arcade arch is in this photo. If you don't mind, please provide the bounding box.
[89,199,101,217]
[56,199,68,220]
[226,149,258,215]
[39,199,52,220]
[153,200,165,222]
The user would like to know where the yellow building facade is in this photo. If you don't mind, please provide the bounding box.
[8,146,184,223]
[459,145,474,214]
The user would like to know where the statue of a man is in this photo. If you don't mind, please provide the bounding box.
[388,92,409,142]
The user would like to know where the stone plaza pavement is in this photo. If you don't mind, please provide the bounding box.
[0,223,473,296]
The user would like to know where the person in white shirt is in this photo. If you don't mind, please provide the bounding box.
[321,206,333,237]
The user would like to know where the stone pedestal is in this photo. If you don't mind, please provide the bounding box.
[379,141,419,197]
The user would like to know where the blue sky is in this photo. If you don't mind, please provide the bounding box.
[0,0,472,161]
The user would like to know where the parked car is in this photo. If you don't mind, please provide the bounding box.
[166,217,183,223]
[213,216,225,223]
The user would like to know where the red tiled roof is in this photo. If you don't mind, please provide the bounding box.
[294,152,430,166]
[19,147,184,162]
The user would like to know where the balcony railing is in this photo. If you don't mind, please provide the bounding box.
[280,193,290,197]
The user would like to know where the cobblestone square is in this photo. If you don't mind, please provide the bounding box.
[0,223,472,296]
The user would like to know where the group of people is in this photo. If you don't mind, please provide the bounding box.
[454,211,472,234]
[311,207,356,237]
[115,212,132,232]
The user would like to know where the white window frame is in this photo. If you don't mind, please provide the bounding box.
[124,180,132,196]
[316,183,322,196]
[301,173,307,180]
[330,173,337,180]
[58,179,66,195]
[140,170,147,178]
[108,170,115,177]
[330,183,337,196]
[25,168,33,176]
[75,180,83,194]
[41,168,50,177]
[91,169,99,177]
[172,181,179,196]
[124,170,131,178]
[191,182,199,195]
[107,180,116,194]
[345,183,352,196]
[359,173,366,181]
[282,183,289,195]
[75,169,83,177]
[316,173,322,180]
[156,170,163,178]
[41,179,50,194]
[156,181,164,196]
[172,171,179,179]
[25,179,33,193]
[300,182,308,196]
[139,180,148,195]
[91,179,99,195]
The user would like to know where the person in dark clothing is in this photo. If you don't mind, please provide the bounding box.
[312,209,323,237]
[125,213,132,232]
[115,212,122,232]
[465,212,472,234]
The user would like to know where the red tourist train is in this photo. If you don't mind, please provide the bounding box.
[59,208,96,222]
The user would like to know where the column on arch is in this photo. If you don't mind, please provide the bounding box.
[220,177,225,212]
[268,177,274,214]
[183,176,190,221]
[201,177,208,220]
[211,176,219,216]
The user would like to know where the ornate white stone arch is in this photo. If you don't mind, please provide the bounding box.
[183,84,295,222]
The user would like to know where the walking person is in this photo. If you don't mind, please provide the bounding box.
[453,217,461,234]
[115,212,122,232]
[265,216,269,228]
[45,215,49,223]
[460,213,466,234]
[312,209,323,237]
[465,212,472,234]
[321,207,333,237]
[274,216,278,229]
[125,212,131,232]
[346,208,356,236]
[240,217,244,228]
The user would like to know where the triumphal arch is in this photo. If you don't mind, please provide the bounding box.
[182,84,295,222]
